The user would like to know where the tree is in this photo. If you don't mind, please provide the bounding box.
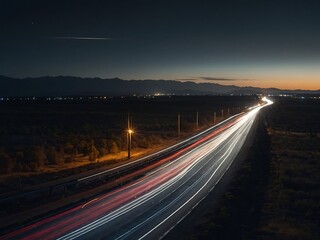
[31,145,47,169]
[0,148,14,174]
[96,139,108,157]
[78,140,88,155]
[96,146,108,158]
[64,142,74,154]
[109,140,119,154]
[47,146,61,165]
[88,145,99,162]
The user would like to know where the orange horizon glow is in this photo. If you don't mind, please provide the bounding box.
[163,64,320,91]
[230,78,320,90]
[154,69,320,91]
[178,79,320,91]
[186,77,320,91]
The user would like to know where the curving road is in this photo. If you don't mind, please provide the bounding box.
[1,98,272,240]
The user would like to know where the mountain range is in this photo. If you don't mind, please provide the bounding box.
[0,75,319,97]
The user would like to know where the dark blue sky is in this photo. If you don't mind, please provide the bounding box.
[1,0,320,89]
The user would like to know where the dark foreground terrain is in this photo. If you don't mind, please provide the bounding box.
[0,96,258,219]
[0,96,256,175]
[166,97,320,240]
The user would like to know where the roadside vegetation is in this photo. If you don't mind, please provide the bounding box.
[0,96,257,189]
[258,98,320,240]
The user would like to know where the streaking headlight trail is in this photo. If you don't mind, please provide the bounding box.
[1,98,273,240]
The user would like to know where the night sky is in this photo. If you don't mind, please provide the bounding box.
[1,0,320,90]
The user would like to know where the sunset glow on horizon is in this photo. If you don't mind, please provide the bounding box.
[224,79,319,91]
[1,1,320,91]
[181,77,320,90]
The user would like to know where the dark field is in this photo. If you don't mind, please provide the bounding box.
[0,96,258,186]
[260,97,320,240]
[172,97,320,240]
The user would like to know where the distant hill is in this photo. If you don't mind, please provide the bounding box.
[0,75,319,97]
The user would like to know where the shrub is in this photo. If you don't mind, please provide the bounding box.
[109,141,119,154]
[88,145,99,162]
[0,148,15,174]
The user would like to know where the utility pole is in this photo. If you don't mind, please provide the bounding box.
[127,112,130,129]
[228,108,230,116]
[177,113,181,138]
[127,131,131,159]
[196,111,199,131]
[221,109,224,120]
[213,111,216,124]
[127,112,133,159]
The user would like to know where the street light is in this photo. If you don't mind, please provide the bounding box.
[127,129,134,159]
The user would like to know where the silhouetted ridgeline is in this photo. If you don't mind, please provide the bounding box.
[1,75,319,97]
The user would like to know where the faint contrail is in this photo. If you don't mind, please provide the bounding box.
[49,37,114,40]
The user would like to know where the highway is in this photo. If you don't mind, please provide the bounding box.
[1,98,273,240]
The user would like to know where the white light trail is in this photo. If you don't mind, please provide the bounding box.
[49,37,114,40]
[58,98,273,240]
